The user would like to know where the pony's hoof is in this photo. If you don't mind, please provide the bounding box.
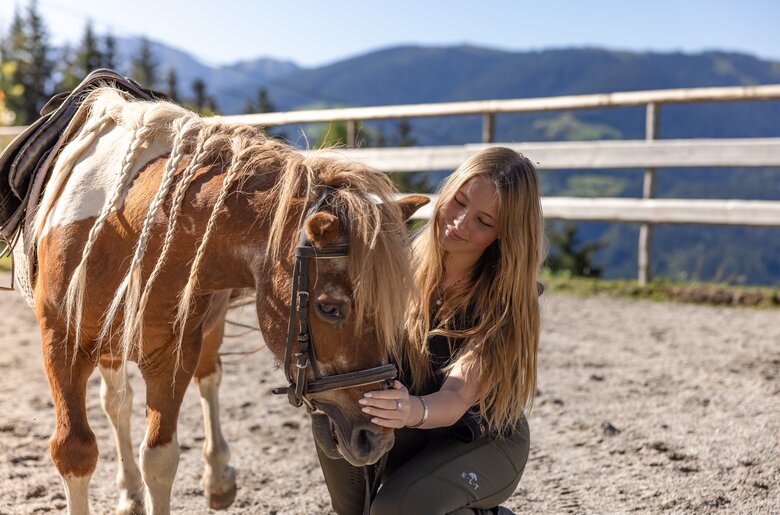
[206,486,237,510]
[205,467,237,510]
[115,492,144,515]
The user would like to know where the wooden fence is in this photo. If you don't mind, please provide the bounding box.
[3,84,780,284]
[224,84,780,285]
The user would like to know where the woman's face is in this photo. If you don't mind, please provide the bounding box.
[437,175,501,258]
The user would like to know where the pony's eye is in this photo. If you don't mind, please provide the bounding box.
[317,303,344,321]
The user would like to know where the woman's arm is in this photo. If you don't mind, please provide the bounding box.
[359,354,482,429]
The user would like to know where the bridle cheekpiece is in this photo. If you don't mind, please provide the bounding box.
[272,188,397,411]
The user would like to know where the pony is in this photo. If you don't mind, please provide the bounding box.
[15,84,427,514]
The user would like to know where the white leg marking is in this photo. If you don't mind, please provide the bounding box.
[139,432,180,515]
[197,367,237,508]
[62,473,91,515]
[98,365,144,514]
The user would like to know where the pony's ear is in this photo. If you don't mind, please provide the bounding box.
[395,194,430,221]
[305,212,341,248]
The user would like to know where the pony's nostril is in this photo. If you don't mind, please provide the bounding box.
[353,428,380,456]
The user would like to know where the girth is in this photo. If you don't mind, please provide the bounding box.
[272,188,397,411]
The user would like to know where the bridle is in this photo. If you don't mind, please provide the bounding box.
[272,188,397,412]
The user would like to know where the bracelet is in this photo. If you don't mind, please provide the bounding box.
[407,396,429,428]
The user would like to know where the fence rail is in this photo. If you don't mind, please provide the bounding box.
[309,138,780,171]
[404,195,780,227]
[219,83,780,127]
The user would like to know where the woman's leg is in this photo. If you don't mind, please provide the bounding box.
[315,443,369,515]
[371,419,530,515]
[315,427,429,515]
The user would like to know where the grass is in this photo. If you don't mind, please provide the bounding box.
[0,254,10,272]
[541,269,780,308]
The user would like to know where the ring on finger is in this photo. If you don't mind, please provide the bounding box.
[395,399,401,410]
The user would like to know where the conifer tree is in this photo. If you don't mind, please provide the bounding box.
[189,78,218,115]
[164,67,179,102]
[130,37,157,88]
[76,21,103,76]
[57,44,81,91]
[387,118,429,192]
[103,32,117,70]
[191,78,206,110]
[3,1,54,124]
[0,7,26,123]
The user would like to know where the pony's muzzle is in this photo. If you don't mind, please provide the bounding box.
[347,422,393,465]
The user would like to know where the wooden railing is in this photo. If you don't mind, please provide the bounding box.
[3,84,780,284]
[225,84,780,285]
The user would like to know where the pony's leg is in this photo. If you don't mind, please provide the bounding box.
[40,326,98,515]
[194,311,236,510]
[97,362,144,515]
[138,341,199,515]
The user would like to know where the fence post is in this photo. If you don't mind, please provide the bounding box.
[346,120,357,148]
[638,102,659,286]
[482,113,495,143]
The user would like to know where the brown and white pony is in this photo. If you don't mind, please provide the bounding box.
[18,86,427,514]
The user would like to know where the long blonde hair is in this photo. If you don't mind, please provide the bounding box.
[401,147,545,434]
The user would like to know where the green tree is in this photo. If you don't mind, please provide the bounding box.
[102,32,116,70]
[0,8,26,123]
[243,86,275,114]
[22,0,53,122]
[56,44,81,91]
[164,67,179,102]
[243,86,285,139]
[375,124,387,148]
[131,37,157,88]
[76,21,103,76]
[2,1,54,124]
[546,221,607,277]
[191,78,206,110]
[395,118,416,147]
[188,78,218,115]
[0,62,22,125]
[387,118,430,193]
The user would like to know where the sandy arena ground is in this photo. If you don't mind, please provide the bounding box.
[0,272,777,514]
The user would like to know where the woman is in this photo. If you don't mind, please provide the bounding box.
[316,147,545,515]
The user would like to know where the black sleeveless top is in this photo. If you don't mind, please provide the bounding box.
[406,306,491,442]
[417,306,478,395]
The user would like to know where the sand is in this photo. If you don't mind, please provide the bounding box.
[0,273,777,514]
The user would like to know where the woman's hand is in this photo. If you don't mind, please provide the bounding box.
[359,380,415,428]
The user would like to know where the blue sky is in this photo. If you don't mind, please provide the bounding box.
[1,0,778,66]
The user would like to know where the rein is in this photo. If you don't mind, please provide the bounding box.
[272,188,397,412]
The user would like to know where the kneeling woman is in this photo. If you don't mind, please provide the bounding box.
[316,147,545,515]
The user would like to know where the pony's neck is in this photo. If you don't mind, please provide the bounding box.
[195,185,306,294]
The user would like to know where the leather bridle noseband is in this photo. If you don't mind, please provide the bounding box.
[272,188,397,411]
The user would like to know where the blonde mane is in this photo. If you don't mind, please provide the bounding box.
[266,154,413,356]
[50,87,411,380]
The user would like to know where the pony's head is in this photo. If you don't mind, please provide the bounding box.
[261,155,428,466]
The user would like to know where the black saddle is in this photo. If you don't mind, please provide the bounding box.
[0,68,167,244]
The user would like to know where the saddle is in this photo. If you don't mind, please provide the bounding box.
[0,68,167,291]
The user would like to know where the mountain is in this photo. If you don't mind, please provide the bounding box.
[111,37,302,112]
[261,45,780,143]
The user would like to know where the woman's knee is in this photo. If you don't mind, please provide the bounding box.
[371,476,472,515]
